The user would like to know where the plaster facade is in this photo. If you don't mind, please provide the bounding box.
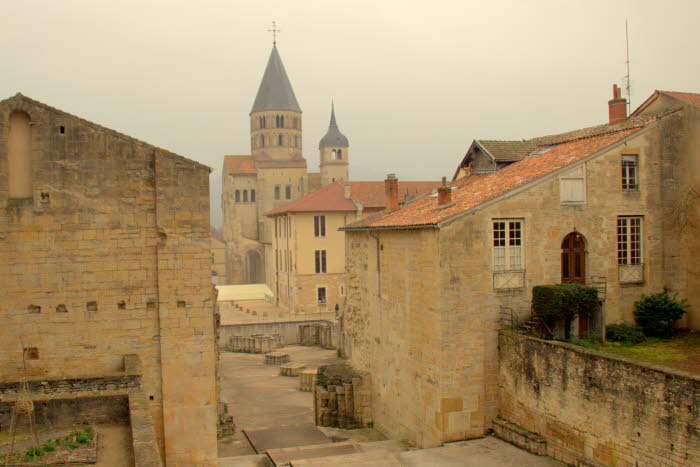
[0,94,219,465]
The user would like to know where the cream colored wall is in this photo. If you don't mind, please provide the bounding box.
[270,211,351,313]
[250,110,302,161]
[293,212,348,275]
[320,146,349,185]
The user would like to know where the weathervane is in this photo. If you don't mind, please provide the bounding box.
[268,21,281,45]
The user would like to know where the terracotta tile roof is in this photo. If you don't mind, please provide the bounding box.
[265,180,441,216]
[477,140,538,161]
[344,115,668,230]
[662,91,700,107]
[265,181,356,215]
[349,181,441,208]
[224,155,257,175]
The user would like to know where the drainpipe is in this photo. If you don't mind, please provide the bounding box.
[368,231,381,296]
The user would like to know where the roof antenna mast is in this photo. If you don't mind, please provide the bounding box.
[624,19,632,112]
[268,21,281,46]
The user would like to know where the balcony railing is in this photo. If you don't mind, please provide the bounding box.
[618,263,644,283]
[493,270,525,290]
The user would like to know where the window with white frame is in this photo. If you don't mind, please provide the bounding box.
[617,216,644,282]
[622,154,638,190]
[559,164,586,204]
[493,220,523,271]
[617,217,642,264]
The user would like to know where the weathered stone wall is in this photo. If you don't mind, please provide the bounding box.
[219,319,337,348]
[0,95,218,465]
[499,331,699,466]
[344,228,444,447]
[313,362,371,429]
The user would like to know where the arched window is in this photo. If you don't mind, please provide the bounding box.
[250,189,256,202]
[262,116,266,128]
[8,111,32,199]
[235,190,240,202]
[278,134,283,146]
[280,115,284,128]
[243,190,248,202]
[331,149,336,159]
[260,135,264,148]
[285,185,292,200]
[337,149,343,160]
[275,115,280,128]
[295,136,299,147]
[274,186,281,200]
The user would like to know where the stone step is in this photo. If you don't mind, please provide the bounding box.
[266,441,360,466]
[289,449,402,467]
[356,439,407,453]
[218,453,272,467]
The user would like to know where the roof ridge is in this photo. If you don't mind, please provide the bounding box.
[6,93,211,171]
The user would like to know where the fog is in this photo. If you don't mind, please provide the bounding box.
[2,1,699,226]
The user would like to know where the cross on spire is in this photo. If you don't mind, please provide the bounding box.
[268,21,281,45]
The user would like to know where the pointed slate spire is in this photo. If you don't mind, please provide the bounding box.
[250,45,301,114]
[319,102,349,149]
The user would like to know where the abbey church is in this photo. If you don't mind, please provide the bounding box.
[222,44,350,285]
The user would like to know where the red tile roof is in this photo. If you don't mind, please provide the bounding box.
[662,91,700,107]
[349,181,442,208]
[265,180,441,216]
[224,155,257,175]
[344,114,669,230]
[266,181,356,215]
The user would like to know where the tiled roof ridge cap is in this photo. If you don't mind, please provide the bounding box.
[529,108,680,147]
[7,93,211,172]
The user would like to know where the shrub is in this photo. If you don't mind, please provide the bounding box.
[44,439,57,452]
[532,284,599,338]
[606,323,646,344]
[68,441,79,450]
[24,446,44,459]
[634,290,689,338]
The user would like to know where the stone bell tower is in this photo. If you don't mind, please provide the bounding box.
[319,103,349,185]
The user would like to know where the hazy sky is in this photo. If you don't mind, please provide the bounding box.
[2,1,699,227]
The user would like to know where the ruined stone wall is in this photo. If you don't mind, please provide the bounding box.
[0,95,218,465]
[499,331,699,466]
[313,362,371,429]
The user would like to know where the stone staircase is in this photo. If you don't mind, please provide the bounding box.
[218,439,406,467]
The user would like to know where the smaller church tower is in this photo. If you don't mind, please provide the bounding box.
[319,103,349,185]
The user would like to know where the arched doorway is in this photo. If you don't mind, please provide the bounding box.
[244,250,264,284]
[561,232,588,336]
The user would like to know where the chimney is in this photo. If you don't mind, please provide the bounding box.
[343,182,351,200]
[608,84,627,125]
[384,173,399,211]
[438,176,451,206]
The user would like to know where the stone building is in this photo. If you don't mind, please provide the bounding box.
[340,87,700,448]
[0,94,219,465]
[211,233,226,284]
[222,44,352,286]
[266,178,440,314]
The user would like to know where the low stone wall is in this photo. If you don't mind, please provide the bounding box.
[313,362,372,429]
[219,320,338,349]
[299,322,335,348]
[0,357,162,467]
[499,331,700,466]
[226,334,284,353]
